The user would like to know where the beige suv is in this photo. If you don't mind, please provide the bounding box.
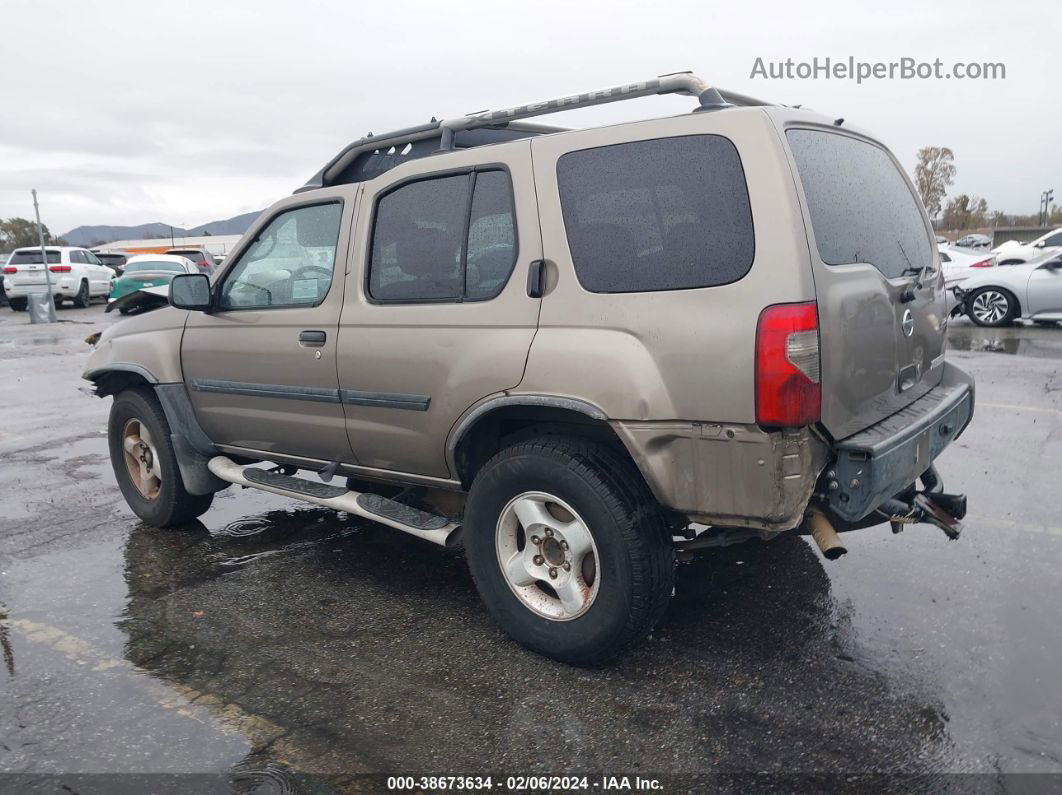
[84,74,974,664]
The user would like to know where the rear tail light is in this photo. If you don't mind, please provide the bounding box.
[755,301,821,427]
[970,258,993,268]
[2,266,16,274]
[196,261,210,268]
[49,265,72,273]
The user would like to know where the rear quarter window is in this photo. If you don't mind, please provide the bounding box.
[556,135,755,293]
[787,129,933,279]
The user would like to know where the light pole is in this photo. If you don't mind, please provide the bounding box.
[31,189,57,323]
[1042,189,1055,227]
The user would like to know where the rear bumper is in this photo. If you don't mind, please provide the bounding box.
[4,280,78,297]
[824,361,974,522]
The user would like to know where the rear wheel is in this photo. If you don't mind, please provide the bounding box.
[9,297,27,312]
[967,287,1017,327]
[464,437,674,665]
[108,387,214,526]
[72,280,90,308]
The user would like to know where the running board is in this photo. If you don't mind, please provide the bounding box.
[207,456,459,546]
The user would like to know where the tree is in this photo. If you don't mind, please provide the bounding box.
[0,217,56,251]
[941,194,990,231]
[914,147,956,219]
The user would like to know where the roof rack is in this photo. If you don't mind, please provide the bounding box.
[296,72,770,193]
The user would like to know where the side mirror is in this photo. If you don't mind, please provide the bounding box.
[1035,240,1045,248]
[169,273,212,311]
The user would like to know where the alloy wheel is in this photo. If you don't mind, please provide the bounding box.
[122,418,163,500]
[495,491,600,621]
[971,290,1010,325]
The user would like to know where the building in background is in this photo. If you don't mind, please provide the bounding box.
[95,234,243,257]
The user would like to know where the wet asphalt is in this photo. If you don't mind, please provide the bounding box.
[0,302,1061,792]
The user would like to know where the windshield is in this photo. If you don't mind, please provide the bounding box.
[124,261,185,274]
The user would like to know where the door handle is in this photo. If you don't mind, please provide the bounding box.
[299,330,327,346]
[527,259,546,298]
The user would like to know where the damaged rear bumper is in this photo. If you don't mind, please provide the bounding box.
[823,361,974,524]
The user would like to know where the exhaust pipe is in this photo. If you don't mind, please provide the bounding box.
[804,507,847,560]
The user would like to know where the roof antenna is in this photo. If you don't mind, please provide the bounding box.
[694,87,733,112]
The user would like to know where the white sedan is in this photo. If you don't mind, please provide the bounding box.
[953,249,1062,327]
[991,228,1062,265]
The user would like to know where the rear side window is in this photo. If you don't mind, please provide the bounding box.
[9,250,60,264]
[556,135,754,293]
[787,129,933,279]
[369,169,517,302]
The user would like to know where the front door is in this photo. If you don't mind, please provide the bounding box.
[181,189,357,463]
[336,142,542,478]
[1027,262,1062,318]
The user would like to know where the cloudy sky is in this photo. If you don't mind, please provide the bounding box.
[3,0,1058,235]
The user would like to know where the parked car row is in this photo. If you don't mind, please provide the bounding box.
[936,226,1062,327]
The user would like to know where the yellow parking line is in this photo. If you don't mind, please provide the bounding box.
[4,617,354,771]
[978,401,1062,416]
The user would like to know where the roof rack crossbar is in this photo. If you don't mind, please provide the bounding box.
[437,72,720,149]
[300,73,773,192]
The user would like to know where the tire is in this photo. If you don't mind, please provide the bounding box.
[464,436,675,665]
[72,280,90,308]
[108,387,214,527]
[967,287,1017,327]
[9,297,27,312]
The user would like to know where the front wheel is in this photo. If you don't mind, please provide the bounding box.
[108,387,214,526]
[464,437,675,665]
[967,287,1017,327]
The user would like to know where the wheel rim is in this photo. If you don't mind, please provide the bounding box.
[971,290,1009,324]
[495,491,600,621]
[122,418,163,500]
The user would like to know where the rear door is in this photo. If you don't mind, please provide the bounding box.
[336,141,542,478]
[181,189,356,463]
[784,126,947,440]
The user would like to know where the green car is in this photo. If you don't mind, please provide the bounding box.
[109,255,199,307]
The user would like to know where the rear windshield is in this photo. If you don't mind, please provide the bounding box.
[10,250,61,264]
[787,129,932,279]
[124,261,184,273]
[169,250,207,261]
[556,135,755,293]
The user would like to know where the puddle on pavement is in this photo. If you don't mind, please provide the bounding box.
[947,325,1062,357]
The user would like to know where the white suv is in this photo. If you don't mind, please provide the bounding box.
[3,246,114,310]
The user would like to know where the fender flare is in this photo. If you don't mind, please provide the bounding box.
[446,394,609,472]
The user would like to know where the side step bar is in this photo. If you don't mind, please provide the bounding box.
[207,456,460,547]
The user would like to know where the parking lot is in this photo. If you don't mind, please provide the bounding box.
[1,303,1060,788]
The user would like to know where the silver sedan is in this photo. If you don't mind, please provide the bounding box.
[954,249,1062,327]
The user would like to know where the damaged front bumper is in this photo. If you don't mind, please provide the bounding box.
[821,361,974,529]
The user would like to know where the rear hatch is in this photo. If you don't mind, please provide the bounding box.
[784,126,948,440]
[5,248,61,287]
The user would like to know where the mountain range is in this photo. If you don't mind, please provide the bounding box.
[60,210,264,247]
